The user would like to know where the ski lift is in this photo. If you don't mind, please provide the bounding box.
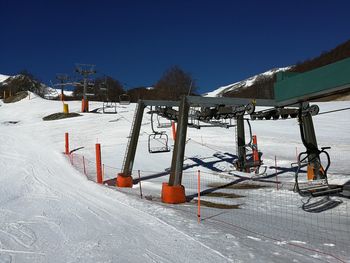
[157,113,172,128]
[294,147,343,197]
[234,119,264,174]
[119,94,130,105]
[103,101,117,114]
[148,133,171,153]
[148,106,171,154]
[294,109,343,197]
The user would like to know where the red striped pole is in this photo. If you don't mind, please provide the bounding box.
[96,144,103,184]
[252,135,259,164]
[171,121,176,141]
[65,133,69,155]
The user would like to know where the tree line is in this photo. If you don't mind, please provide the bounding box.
[0,66,197,102]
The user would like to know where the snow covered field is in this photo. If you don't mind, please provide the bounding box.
[0,93,349,262]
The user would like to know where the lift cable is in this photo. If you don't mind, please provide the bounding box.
[317,107,350,116]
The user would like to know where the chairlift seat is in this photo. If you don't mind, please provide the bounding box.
[148,133,171,154]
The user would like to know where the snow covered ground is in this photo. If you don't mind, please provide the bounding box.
[0,93,349,262]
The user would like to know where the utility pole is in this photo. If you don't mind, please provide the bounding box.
[55,74,70,101]
[75,64,96,112]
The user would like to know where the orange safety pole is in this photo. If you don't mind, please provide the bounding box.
[65,132,69,155]
[197,170,201,223]
[252,135,259,164]
[95,144,103,184]
[171,121,176,141]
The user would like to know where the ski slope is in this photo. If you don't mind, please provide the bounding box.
[0,94,349,262]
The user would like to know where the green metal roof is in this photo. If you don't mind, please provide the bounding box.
[274,58,350,106]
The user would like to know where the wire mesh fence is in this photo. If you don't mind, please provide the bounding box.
[66,149,350,262]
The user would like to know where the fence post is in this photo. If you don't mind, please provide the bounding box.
[197,170,201,223]
[65,132,69,155]
[83,156,87,176]
[275,156,279,190]
[96,143,103,184]
[171,121,176,141]
[138,170,143,199]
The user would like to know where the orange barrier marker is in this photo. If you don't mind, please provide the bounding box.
[96,143,103,184]
[252,135,259,164]
[171,121,176,141]
[161,182,186,204]
[116,173,133,187]
[65,133,69,155]
[197,170,201,223]
[81,99,89,112]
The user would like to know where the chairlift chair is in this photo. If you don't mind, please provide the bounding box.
[148,106,171,154]
[103,101,117,113]
[294,108,343,197]
[148,132,171,153]
[119,94,130,105]
[294,147,343,197]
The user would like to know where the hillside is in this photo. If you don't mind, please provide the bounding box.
[207,39,350,100]
[0,74,72,100]
[204,67,289,98]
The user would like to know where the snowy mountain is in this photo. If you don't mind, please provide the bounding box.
[0,74,10,83]
[204,67,290,97]
[0,73,73,99]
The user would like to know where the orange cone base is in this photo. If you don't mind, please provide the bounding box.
[116,173,133,188]
[161,182,186,204]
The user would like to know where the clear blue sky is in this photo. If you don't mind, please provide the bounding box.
[0,0,349,93]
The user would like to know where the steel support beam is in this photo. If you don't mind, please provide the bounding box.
[121,100,145,176]
[169,96,190,186]
[236,115,246,171]
[186,96,276,107]
[301,113,324,180]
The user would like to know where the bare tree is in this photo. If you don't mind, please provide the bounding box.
[154,66,197,100]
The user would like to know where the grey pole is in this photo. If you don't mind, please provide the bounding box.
[122,100,145,176]
[83,77,87,101]
[169,96,190,186]
[236,115,246,171]
[301,113,324,179]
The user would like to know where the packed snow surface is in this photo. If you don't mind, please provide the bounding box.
[0,93,349,262]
